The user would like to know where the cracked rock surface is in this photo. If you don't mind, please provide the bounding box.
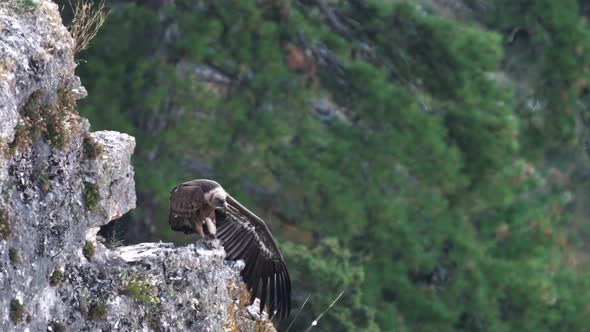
[0,1,275,331]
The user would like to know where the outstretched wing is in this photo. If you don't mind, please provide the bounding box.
[216,196,291,320]
[168,180,206,234]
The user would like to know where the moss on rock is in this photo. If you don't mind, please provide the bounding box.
[121,272,157,304]
[83,182,99,210]
[0,209,10,240]
[9,247,20,265]
[36,170,50,192]
[50,268,63,287]
[83,241,95,261]
[9,299,24,324]
[89,302,107,321]
[83,133,103,159]
[7,87,80,154]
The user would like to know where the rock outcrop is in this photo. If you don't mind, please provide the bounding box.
[0,1,275,331]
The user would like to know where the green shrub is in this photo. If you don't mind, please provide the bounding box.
[57,0,590,330]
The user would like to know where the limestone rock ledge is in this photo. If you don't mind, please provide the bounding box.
[0,1,274,331]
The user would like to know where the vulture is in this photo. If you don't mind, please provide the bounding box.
[168,179,291,320]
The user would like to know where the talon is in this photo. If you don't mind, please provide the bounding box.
[194,222,205,238]
[205,217,217,236]
[207,210,217,226]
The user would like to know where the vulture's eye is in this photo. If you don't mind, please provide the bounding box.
[212,197,226,207]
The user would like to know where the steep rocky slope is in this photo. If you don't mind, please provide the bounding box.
[0,1,274,331]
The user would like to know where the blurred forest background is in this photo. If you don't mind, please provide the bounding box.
[57,0,590,330]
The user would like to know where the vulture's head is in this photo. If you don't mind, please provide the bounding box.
[205,186,228,208]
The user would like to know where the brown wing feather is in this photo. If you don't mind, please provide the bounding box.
[168,180,207,234]
[216,197,291,320]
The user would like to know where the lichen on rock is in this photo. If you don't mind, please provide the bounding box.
[0,1,276,331]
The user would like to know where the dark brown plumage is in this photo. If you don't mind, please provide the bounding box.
[168,179,291,320]
[168,179,222,236]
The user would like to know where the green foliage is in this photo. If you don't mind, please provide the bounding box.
[9,299,24,324]
[9,247,20,265]
[488,0,590,152]
[7,123,28,155]
[13,0,37,13]
[0,209,10,240]
[83,241,95,261]
[49,87,79,149]
[62,0,590,330]
[36,170,50,192]
[281,239,378,331]
[8,90,42,154]
[121,272,157,304]
[83,182,99,211]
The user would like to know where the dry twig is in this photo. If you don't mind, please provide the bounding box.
[68,0,108,54]
[285,294,311,332]
[303,290,345,332]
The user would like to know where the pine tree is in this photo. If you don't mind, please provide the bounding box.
[61,0,590,330]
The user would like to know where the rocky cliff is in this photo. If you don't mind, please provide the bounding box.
[0,1,274,331]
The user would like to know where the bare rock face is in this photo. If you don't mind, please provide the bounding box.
[0,1,274,331]
[84,130,136,227]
